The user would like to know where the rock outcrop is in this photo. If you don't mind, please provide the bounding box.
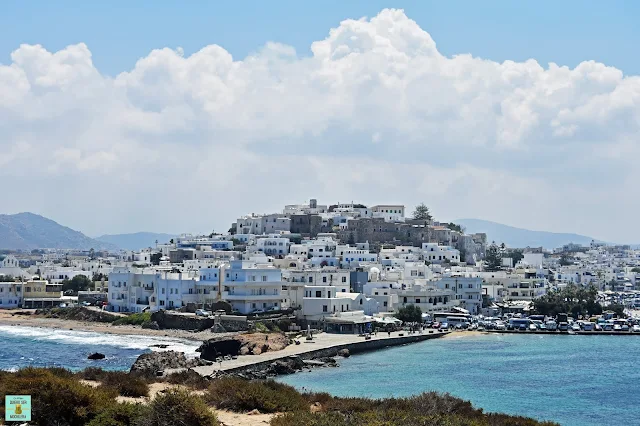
[129,350,210,375]
[150,311,214,331]
[87,352,105,360]
[337,348,350,358]
[197,338,243,360]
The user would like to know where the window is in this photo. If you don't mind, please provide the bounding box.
[375,292,379,295]
[262,275,267,282]
[415,298,421,304]
[308,277,313,283]
[316,291,322,298]
[360,299,363,305]
[322,305,328,312]
[342,276,347,283]
[159,300,165,306]
[383,301,388,307]
[161,288,165,294]
[403,297,407,303]
[322,276,327,283]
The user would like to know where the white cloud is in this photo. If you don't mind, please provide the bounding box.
[0,8,639,242]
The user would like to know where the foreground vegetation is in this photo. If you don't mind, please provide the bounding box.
[0,367,557,426]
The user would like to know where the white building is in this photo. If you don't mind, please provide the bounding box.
[255,235,291,257]
[435,276,483,315]
[108,269,203,313]
[0,281,23,308]
[422,243,461,264]
[371,205,405,222]
[201,260,283,314]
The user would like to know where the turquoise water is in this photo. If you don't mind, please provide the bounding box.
[278,334,640,426]
[0,325,200,372]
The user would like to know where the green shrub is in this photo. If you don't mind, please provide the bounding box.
[206,377,308,413]
[164,369,210,390]
[0,367,117,426]
[100,371,149,397]
[86,402,145,426]
[137,389,218,426]
[253,321,270,333]
[79,366,107,381]
[113,312,152,326]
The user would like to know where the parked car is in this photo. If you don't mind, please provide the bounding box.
[621,324,630,332]
[571,324,581,332]
[440,322,449,330]
[494,321,506,330]
[595,323,603,331]
[432,322,441,329]
[545,321,557,331]
[195,309,211,317]
[632,325,640,333]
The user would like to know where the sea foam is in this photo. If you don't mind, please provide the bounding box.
[0,325,200,356]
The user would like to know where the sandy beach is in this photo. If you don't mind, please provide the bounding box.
[0,310,237,342]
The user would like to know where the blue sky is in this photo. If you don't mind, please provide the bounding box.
[2,2,640,242]
[2,1,639,76]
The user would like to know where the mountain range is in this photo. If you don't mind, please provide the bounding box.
[0,212,607,251]
[94,232,176,251]
[455,218,602,249]
[0,213,117,251]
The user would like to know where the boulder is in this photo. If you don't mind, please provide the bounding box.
[87,352,105,360]
[130,350,207,374]
[197,338,243,361]
[267,356,305,375]
[337,348,350,358]
[142,321,160,330]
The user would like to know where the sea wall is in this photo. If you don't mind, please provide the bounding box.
[221,331,447,377]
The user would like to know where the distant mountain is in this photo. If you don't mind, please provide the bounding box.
[455,218,602,249]
[95,232,175,251]
[0,212,117,250]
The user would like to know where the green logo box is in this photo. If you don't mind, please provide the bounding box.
[5,395,31,422]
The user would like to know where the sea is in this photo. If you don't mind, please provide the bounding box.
[0,325,201,372]
[278,333,640,426]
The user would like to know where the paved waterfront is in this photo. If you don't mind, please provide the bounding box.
[192,330,448,376]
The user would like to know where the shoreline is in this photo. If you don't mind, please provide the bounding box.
[0,310,237,342]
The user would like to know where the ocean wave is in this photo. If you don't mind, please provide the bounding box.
[0,325,200,355]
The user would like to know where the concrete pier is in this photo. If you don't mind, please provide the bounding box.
[192,330,449,377]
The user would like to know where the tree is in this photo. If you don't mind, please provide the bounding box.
[412,203,433,221]
[89,248,96,260]
[559,254,573,266]
[631,267,640,273]
[533,284,602,319]
[483,243,502,272]
[503,249,523,267]
[395,304,422,323]
[92,272,106,282]
[446,223,464,233]
[150,252,163,265]
[606,303,626,318]
[62,275,92,294]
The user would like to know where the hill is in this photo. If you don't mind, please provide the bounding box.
[455,218,601,249]
[0,212,116,250]
[95,232,175,251]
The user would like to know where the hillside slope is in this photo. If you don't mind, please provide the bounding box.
[456,218,601,249]
[95,232,175,251]
[0,213,116,250]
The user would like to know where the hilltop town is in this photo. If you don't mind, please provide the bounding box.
[0,199,636,325]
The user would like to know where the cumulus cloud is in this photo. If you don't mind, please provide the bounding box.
[1,9,638,242]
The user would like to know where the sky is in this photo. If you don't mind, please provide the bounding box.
[1,2,640,242]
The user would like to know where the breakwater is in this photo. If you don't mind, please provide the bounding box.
[193,330,449,377]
